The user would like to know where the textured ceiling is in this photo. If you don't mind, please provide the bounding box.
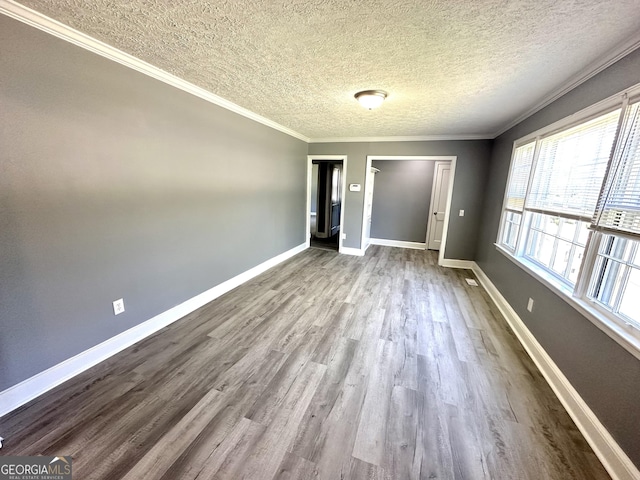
[14,0,640,139]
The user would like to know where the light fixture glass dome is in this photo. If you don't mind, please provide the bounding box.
[355,90,387,110]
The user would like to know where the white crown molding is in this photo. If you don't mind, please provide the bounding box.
[0,242,307,417]
[309,134,491,143]
[5,0,639,147]
[0,0,310,143]
[493,33,640,138]
[472,263,640,480]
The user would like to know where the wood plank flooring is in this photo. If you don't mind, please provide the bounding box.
[0,246,610,479]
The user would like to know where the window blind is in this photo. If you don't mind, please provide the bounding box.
[593,101,640,236]
[505,142,535,211]
[526,110,620,219]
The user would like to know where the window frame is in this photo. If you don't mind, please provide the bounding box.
[500,210,522,251]
[587,233,640,328]
[522,213,590,287]
[498,140,539,253]
[496,84,640,360]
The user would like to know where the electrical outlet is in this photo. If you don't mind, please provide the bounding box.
[113,298,125,315]
[459,209,465,216]
[342,233,347,240]
[527,298,534,312]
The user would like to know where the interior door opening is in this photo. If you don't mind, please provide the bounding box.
[362,155,456,264]
[309,159,344,252]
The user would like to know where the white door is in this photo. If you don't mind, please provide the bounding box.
[426,162,451,250]
[364,167,378,249]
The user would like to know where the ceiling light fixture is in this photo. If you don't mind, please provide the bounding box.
[354,90,387,110]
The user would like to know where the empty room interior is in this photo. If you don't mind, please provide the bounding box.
[2,1,640,479]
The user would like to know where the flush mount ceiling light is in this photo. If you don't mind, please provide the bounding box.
[354,90,387,110]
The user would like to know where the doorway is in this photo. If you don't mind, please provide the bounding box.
[306,155,348,253]
[362,155,456,264]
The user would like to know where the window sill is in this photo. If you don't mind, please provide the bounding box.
[494,243,640,361]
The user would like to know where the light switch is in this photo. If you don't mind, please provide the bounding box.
[459,210,465,216]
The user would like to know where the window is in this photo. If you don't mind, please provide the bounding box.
[497,89,640,353]
[526,110,619,218]
[498,106,620,267]
[593,101,640,235]
[524,213,589,285]
[589,235,640,329]
[501,142,535,251]
[506,142,535,212]
[501,211,521,250]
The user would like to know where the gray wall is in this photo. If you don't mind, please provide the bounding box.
[370,160,434,243]
[476,48,640,467]
[308,141,492,259]
[0,16,307,391]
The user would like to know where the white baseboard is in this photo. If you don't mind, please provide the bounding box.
[472,263,640,480]
[0,243,307,418]
[369,238,426,250]
[439,259,475,269]
[339,246,365,256]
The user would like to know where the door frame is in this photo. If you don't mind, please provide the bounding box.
[362,155,456,265]
[306,155,348,254]
[361,165,380,253]
[426,161,451,251]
